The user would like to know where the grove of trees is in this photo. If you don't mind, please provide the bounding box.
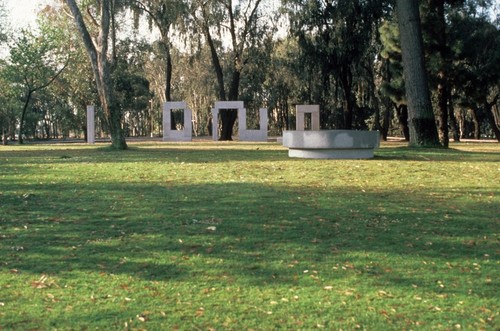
[1,0,498,148]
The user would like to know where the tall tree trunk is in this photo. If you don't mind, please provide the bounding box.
[431,0,450,147]
[219,68,241,141]
[448,93,460,142]
[381,99,391,141]
[18,90,33,144]
[470,107,480,139]
[485,94,500,141]
[340,67,354,130]
[204,24,225,101]
[437,72,449,147]
[163,40,172,102]
[396,0,440,147]
[395,104,410,141]
[160,36,177,130]
[65,0,127,149]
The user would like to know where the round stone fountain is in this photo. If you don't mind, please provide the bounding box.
[282,129,380,159]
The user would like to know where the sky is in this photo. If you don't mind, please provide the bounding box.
[4,0,55,29]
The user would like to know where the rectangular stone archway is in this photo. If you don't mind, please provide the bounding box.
[211,101,245,141]
[163,101,193,142]
[296,105,320,131]
[238,107,268,142]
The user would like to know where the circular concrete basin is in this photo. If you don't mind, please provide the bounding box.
[282,130,380,159]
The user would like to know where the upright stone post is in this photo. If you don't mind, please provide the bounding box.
[259,108,268,134]
[87,105,95,144]
[211,108,219,141]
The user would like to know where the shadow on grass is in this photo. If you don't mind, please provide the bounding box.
[375,146,500,162]
[2,144,499,169]
[1,179,497,297]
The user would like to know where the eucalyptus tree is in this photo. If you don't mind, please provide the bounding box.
[448,9,500,140]
[3,27,68,144]
[417,0,454,146]
[0,0,8,43]
[0,68,18,144]
[283,0,386,130]
[36,4,99,140]
[262,37,306,133]
[190,0,270,140]
[395,0,440,147]
[64,0,128,149]
[113,38,152,136]
[174,43,219,136]
[379,19,410,140]
[0,1,11,143]
[130,0,188,102]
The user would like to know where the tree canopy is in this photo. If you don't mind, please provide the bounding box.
[0,0,498,145]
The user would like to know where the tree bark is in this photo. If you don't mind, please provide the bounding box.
[485,94,500,141]
[396,0,440,147]
[470,107,480,139]
[449,107,460,142]
[339,66,354,130]
[395,103,410,141]
[64,0,127,149]
[431,0,450,147]
[197,0,262,140]
[18,90,32,144]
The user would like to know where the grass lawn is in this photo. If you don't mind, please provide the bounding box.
[0,140,498,330]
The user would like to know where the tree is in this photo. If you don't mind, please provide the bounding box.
[284,0,386,130]
[395,0,440,147]
[131,0,187,102]
[379,18,410,140]
[191,0,268,140]
[0,0,8,43]
[0,0,11,144]
[448,7,500,141]
[36,3,100,141]
[64,0,127,149]
[0,67,17,144]
[3,28,67,144]
[113,39,152,136]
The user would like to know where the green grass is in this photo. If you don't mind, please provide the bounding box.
[0,141,498,330]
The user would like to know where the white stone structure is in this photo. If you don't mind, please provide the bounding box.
[296,104,320,131]
[163,101,192,142]
[238,107,268,142]
[211,101,245,141]
[283,130,380,159]
[86,105,95,144]
[282,104,379,159]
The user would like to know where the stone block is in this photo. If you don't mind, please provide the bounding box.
[87,105,95,144]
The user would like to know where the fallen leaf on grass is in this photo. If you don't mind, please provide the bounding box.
[31,274,57,289]
[378,290,394,298]
[195,307,205,317]
[137,312,150,322]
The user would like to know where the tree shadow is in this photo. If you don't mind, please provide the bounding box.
[1,179,497,298]
[375,146,500,162]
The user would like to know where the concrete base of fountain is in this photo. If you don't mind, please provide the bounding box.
[282,130,380,159]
